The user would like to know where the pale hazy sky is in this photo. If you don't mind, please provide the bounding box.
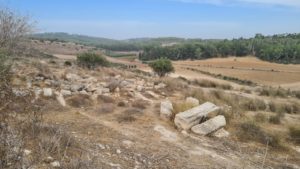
[3,0,300,39]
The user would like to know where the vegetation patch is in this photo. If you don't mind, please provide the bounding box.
[237,122,283,149]
[77,53,110,69]
[149,58,174,77]
[289,126,300,144]
[67,94,92,108]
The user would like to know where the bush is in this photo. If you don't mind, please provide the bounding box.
[77,53,109,69]
[64,60,72,66]
[149,58,174,77]
[66,94,92,108]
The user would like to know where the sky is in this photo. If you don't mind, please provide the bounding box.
[2,0,300,39]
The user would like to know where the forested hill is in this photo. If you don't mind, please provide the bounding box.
[31,33,300,64]
[140,33,300,64]
[30,32,188,51]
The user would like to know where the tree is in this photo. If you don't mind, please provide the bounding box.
[149,58,174,77]
[77,53,110,69]
[0,8,33,54]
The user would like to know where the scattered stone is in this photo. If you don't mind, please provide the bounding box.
[65,73,80,81]
[12,89,30,97]
[102,88,110,93]
[120,80,131,87]
[50,161,60,168]
[174,102,220,130]
[61,89,72,96]
[185,97,199,106]
[122,140,133,148]
[145,91,159,99]
[116,149,121,154]
[44,156,54,163]
[160,100,173,120]
[56,92,66,107]
[97,144,106,150]
[154,125,177,141]
[154,83,166,90]
[136,85,143,92]
[191,115,226,135]
[212,128,230,138]
[70,84,84,92]
[24,149,32,156]
[79,90,88,95]
[43,88,53,97]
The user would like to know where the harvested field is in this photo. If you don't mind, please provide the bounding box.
[173,57,300,89]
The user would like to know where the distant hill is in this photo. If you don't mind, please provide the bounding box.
[30,32,192,51]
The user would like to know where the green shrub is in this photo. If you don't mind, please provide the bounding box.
[149,58,174,77]
[77,53,109,69]
[64,61,72,66]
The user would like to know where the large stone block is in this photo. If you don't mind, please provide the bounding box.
[174,102,220,130]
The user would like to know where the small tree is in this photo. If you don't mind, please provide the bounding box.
[0,8,33,55]
[77,52,109,69]
[149,58,174,77]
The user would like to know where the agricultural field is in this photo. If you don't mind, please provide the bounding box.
[173,57,300,90]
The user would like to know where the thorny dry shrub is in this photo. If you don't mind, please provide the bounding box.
[117,108,142,123]
[67,94,93,108]
[95,103,115,114]
[132,99,149,109]
[97,95,115,103]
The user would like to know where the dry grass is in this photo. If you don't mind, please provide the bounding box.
[67,94,92,108]
[95,104,115,114]
[193,79,232,90]
[157,77,188,91]
[254,113,267,123]
[269,101,300,114]
[289,126,300,144]
[236,121,283,149]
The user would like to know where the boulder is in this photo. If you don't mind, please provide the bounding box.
[174,102,220,130]
[191,115,226,135]
[43,88,53,97]
[160,100,173,120]
[212,128,230,138]
[185,97,199,106]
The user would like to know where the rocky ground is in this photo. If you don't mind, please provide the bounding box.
[5,55,300,169]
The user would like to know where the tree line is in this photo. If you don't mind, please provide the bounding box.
[139,33,300,64]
